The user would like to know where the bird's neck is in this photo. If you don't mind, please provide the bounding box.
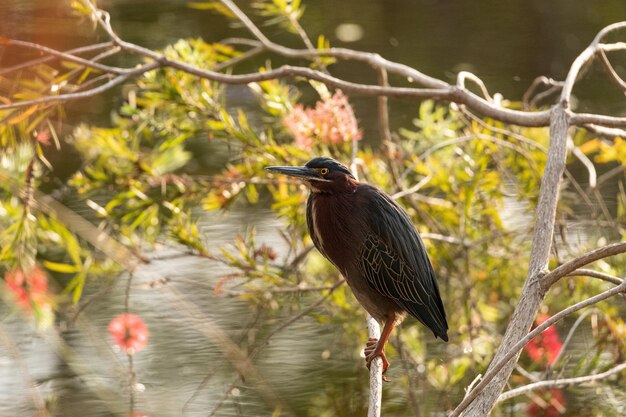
[310,177,359,194]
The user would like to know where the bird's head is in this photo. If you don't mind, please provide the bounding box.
[266,157,357,193]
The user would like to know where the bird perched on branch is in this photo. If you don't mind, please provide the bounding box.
[266,157,448,374]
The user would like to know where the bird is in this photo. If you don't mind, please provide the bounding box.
[266,157,448,374]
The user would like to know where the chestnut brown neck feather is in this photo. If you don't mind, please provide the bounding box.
[309,174,359,194]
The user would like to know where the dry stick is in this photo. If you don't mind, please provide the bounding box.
[451,279,626,417]
[543,242,626,289]
[497,362,626,403]
[598,48,626,92]
[549,308,598,369]
[565,268,624,286]
[3,39,127,75]
[457,71,493,102]
[566,137,597,188]
[0,61,161,110]
[368,315,383,417]
[376,67,402,194]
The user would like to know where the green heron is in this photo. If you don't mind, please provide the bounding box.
[266,157,448,374]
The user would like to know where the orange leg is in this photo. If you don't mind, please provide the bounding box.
[364,316,396,375]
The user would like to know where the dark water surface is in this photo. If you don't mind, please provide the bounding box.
[1,1,626,416]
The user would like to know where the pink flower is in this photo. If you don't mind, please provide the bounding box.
[283,90,362,150]
[108,313,149,354]
[4,266,51,311]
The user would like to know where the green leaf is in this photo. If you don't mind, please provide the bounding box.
[43,261,80,274]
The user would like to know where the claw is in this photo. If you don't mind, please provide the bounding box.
[364,337,390,375]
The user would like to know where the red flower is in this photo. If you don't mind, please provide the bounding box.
[108,313,149,354]
[524,314,563,366]
[524,314,567,416]
[283,90,362,151]
[4,266,51,311]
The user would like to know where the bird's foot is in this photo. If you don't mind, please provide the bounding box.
[365,337,390,380]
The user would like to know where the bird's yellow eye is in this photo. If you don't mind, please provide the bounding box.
[320,168,329,176]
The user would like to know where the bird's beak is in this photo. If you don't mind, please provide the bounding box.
[265,165,331,182]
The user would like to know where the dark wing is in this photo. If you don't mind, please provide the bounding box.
[357,186,448,341]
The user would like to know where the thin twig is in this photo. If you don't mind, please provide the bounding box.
[368,314,383,417]
[3,39,127,75]
[565,269,624,286]
[457,71,493,102]
[597,48,626,92]
[0,41,114,75]
[497,362,626,403]
[549,309,598,369]
[0,62,161,110]
[543,242,626,289]
[566,136,597,188]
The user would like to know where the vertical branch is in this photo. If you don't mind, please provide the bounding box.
[376,68,402,192]
[457,105,570,416]
[367,315,383,417]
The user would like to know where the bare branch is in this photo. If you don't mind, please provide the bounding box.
[216,0,447,88]
[0,62,160,110]
[584,124,626,138]
[0,41,114,75]
[457,71,493,102]
[598,48,626,92]
[565,268,624,286]
[560,20,626,106]
[522,76,564,109]
[368,315,383,417]
[549,308,598,368]
[212,45,264,72]
[3,1,625,131]
[2,39,127,75]
[497,363,626,403]
[543,242,626,289]
[570,112,626,128]
[567,137,597,188]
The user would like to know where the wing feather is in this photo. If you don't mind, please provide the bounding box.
[357,186,448,340]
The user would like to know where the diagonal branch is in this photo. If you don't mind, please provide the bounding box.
[0,41,114,75]
[543,242,626,288]
[598,48,626,92]
[0,62,160,110]
[497,362,626,403]
[566,268,624,286]
[2,39,127,75]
